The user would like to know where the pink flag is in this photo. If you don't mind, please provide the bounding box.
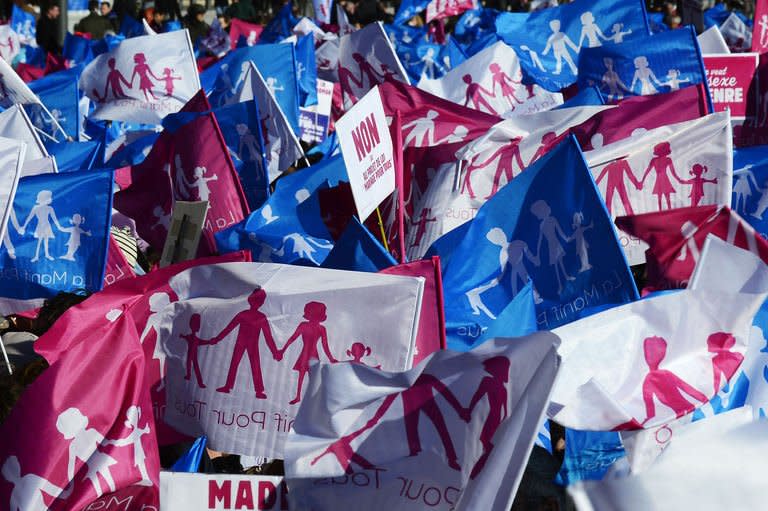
[379,80,501,150]
[753,0,768,54]
[229,18,263,49]
[114,91,250,256]
[570,84,710,151]
[35,253,249,445]
[425,0,476,23]
[380,256,446,364]
[103,234,136,288]
[616,205,768,292]
[0,311,160,510]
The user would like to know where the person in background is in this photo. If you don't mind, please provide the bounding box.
[75,0,114,39]
[101,1,119,31]
[225,0,256,23]
[36,1,62,55]
[184,4,210,47]
[156,0,181,21]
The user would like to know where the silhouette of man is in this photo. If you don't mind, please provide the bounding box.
[214,288,281,398]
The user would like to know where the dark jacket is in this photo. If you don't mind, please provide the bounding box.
[75,12,114,39]
[184,16,210,46]
[225,0,256,22]
[35,14,61,54]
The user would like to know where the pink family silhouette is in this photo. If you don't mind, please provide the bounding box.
[93,53,181,102]
[462,64,526,115]
[311,356,511,480]
[596,142,717,214]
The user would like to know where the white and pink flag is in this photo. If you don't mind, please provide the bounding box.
[549,287,765,431]
[425,0,476,23]
[417,42,562,117]
[285,334,560,511]
[0,311,160,511]
[338,22,409,109]
[80,30,201,124]
[0,25,20,64]
[0,136,26,259]
[0,105,47,164]
[405,105,608,260]
[584,111,733,265]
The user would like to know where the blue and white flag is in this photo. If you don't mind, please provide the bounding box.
[495,0,650,91]
[28,65,82,140]
[295,34,318,107]
[0,105,48,165]
[206,43,300,134]
[0,169,113,301]
[235,62,305,183]
[732,145,768,239]
[321,217,396,272]
[556,85,604,109]
[578,26,709,105]
[454,7,499,47]
[79,30,201,124]
[45,140,100,172]
[393,0,431,25]
[313,0,333,24]
[0,137,28,262]
[11,5,36,47]
[427,136,638,347]
[0,25,21,64]
[119,15,144,39]
[215,155,346,265]
[62,32,94,67]
[212,99,270,210]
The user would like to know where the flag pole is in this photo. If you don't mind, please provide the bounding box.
[375,207,389,252]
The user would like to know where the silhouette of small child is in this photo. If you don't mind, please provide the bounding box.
[59,214,91,261]
[681,163,717,207]
[180,313,217,388]
[346,342,381,369]
[161,67,182,97]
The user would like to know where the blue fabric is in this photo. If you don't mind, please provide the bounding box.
[119,15,145,38]
[296,34,318,107]
[171,436,208,472]
[259,2,299,44]
[0,169,114,300]
[215,155,347,265]
[63,33,93,66]
[732,145,768,239]
[577,26,711,110]
[556,429,625,485]
[495,0,650,91]
[321,217,396,272]
[454,8,499,47]
[427,136,638,350]
[45,140,101,171]
[393,0,431,25]
[28,65,83,140]
[468,282,537,350]
[11,6,36,44]
[556,85,605,109]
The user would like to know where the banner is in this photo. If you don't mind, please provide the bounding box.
[299,78,333,144]
[337,86,395,221]
[160,472,287,510]
[703,53,759,121]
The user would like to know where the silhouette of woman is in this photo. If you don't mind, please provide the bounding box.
[531,200,574,293]
[130,53,162,101]
[280,301,338,404]
[488,63,523,110]
[640,141,684,211]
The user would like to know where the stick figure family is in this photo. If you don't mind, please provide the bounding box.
[2,405,152,510]
[94,52,182,102]
[339,50,401,104]
[2,190,91,263]
[311,356,511,480]
[595,142,718,215]
[173,289,379,405]
[466,202,593,320]
[462,63,531,115]
[633,332,742,426]
[732,166,768,221]
[600,56,689,101]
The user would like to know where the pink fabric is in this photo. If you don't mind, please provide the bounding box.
[103,235,136,288]
[229,18,263,49]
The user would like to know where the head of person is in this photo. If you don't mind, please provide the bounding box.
[100,1,112,15]
[88,0,99,13]
[46,2,61,19]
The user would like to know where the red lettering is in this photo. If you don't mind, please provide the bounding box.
[258,481,276,510]
[364,113,380,148]
[235,480,255,509]
[209,480,231,508]
[351,126,366,161]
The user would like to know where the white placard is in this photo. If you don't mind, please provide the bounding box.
[160,472,287,510]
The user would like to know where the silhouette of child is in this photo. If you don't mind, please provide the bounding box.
[59,213,91,261]
[180,313,217,388]
[681,163,717,207]
[708,332,744,394]
[20,190,64,263]
[161,67,182,97]
[346,342,381,369]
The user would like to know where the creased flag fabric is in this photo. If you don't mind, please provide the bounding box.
[427,136,638,347]
[79,30,201,124]
[495,0,650,91]
[285,334,560,511]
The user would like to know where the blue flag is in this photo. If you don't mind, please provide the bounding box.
[205,43,300,134]
[259,2,299,44]
[296,34,318,108]
[454,7,499,46]
[577,26,710,107]
[63,32,94,66]
[215,155,347,265]
[321,217,396,272]
[470,282,537,349]
[119,15,144,38]
[495,0,650,91]
[212,100,270,210]
[440,36,468,71]
[45,140,101,172]
[427,136,638,348]
[171,436,208,472]
[732,145,768,239]
[0,169,113,301]
[555,429,625,485]
[28,65,83,140]
[90,33,126,57]
[11,5,36,46]
[393,0,431,25]
[105,131,160,167]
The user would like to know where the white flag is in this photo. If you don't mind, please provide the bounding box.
[338,22,408,109]
[236,62,305,183]
[406,105,609,260]
[418,41,562,116]
[79,30,201,124]
[697,26,730,54]
[285,334,560,511]
[0,25,21,64]
[569,408,765,511]
[0,105,48,163]
[720,12,752,52]
[549,286,766,431]
[156,262,424,458]
[585,111,733,265]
